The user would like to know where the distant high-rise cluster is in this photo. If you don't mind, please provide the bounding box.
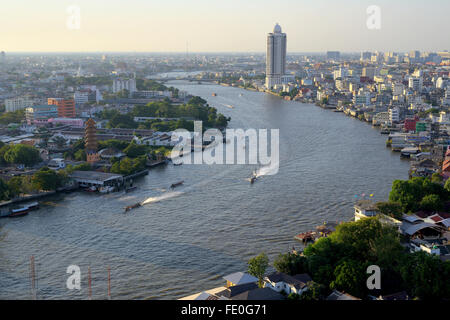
[265,23,287,89]
[113,78,136,95]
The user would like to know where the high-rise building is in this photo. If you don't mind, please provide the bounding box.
[389,107,400,123]
[360,52,372,61]
[392,82,405,96]
[409,50,421,63]
[362,67,376,79]
[48,98,76,118]
[265,23,287,89]
[409,76,423,92]
[5,97,34,112]
[112,78,136,94]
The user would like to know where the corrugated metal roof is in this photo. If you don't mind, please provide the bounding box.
[223,272,258,285]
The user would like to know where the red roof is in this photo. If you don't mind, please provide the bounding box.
[436,212,450,219]
[429,214,444,223]
[443,162,450,172]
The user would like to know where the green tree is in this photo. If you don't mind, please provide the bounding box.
[0,110,25,125]
[72,163,92,171]
[0,144,11,165]
[431,173,443,184]
[247,253,269,288]
[188,96,207,105]
[108,113,137,129]
[330,259,367,298]
[444,178,450,193]
[32,167,62,191]
[420,194,442,212]
[3,144,41,166]
[273,252,308,275]
[287,293,301,300]
[98,139,129,151]
[123,141,147,158]
[74,149,86,161]
[389,177,446,213]
[399,252,450,300]
[375,201,403,220]
[7,176,24,197]
[299,281,329,301]
[0,178,11,201]
[110,156,146,176]
[215,114,230,128]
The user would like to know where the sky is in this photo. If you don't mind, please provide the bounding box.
[1,0,449,53]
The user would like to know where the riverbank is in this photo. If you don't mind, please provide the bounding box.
[0,184,79,209]
[0,81,410,300]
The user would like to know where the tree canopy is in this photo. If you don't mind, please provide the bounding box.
[275,217,450,300]
[31,167,65,191]
[389,177,448,213]
[248,253,269,288]
[2,144,41,166]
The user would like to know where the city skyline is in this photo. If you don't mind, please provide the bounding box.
[1,0,449,53]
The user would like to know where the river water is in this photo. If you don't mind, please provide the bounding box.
[0,81,409,300]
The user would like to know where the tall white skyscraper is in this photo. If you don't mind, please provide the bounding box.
[265,23,287,89]
[112,78,137,94]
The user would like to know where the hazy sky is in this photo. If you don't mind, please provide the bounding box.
[1,0,449,52]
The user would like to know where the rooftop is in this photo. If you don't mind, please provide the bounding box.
[265,272,312,289]
[231,287,284,301]
[354,200,378,211]
[223,272,258,286]
[327,290,360,300]
[70,170,123,182]
[400,221,442,236]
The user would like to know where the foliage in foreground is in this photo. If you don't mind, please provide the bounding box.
[273,217,450,300]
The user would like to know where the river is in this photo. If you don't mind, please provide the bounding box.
[0,81,409,299]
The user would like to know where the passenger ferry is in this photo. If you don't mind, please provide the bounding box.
[9,206,30,218]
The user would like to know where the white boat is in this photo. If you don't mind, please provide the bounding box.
[99,186,114,193]
[87,186,97,192]
[401,147,419,158]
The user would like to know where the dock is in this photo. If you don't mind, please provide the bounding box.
[294,222,337,243]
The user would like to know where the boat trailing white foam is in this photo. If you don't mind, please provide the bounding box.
[255,162,279,178]
[141,191,184,206]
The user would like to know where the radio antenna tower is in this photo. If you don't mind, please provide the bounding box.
[88,266,92,300]
[30,256,37,300]
[107,267,111,300]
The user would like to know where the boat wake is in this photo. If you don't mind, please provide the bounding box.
[255,162,279,178]
[118,195,138,201]
[141,191,184,206]
[220,103,234,109]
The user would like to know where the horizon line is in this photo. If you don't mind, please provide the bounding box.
[3,50,449,55]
